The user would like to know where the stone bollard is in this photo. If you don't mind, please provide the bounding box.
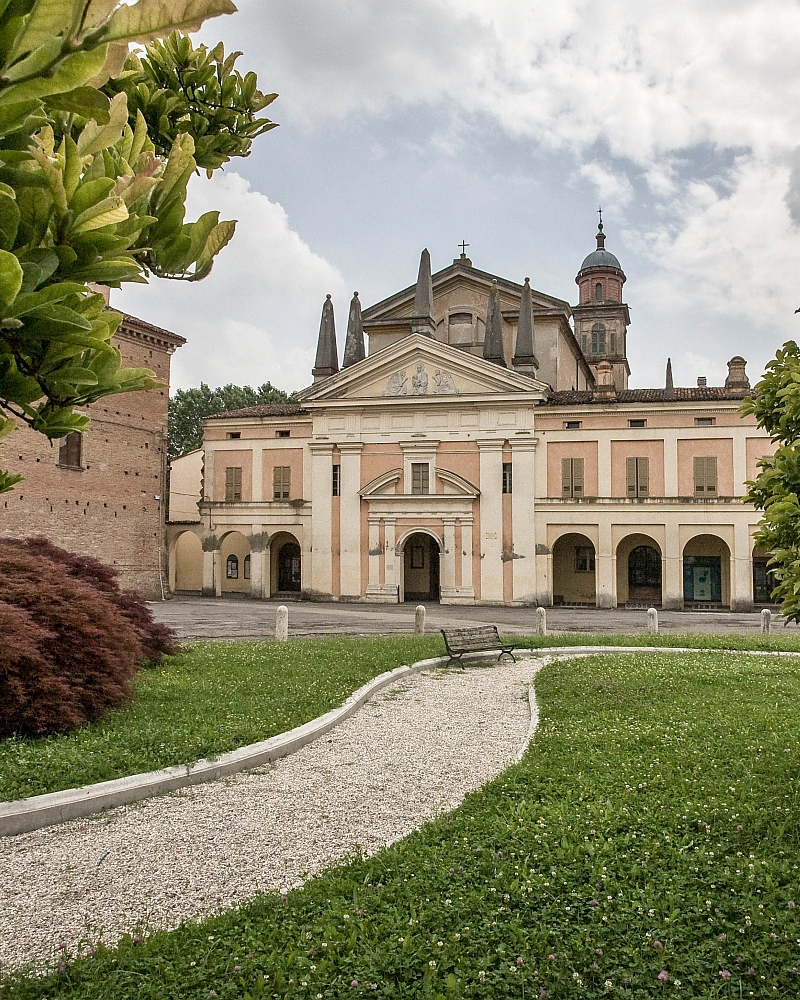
[647,607,659,634]
[276,605,289,641]
[415,605,426,636]
[536,606,547,637]
[761,607,772,635]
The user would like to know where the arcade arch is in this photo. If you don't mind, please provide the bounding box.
[399,529,441,603]
[683,534,731,607]
[552,532,596,606]
[172,529,202,593]
[270,531,302,595]
[616,533,662,607]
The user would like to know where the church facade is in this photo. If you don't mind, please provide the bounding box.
[168,228,775,611]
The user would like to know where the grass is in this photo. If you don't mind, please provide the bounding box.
[0,636,442,801]
[4,631,800,803]
[4,646,800,998]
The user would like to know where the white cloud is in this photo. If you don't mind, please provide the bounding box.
[577,163,634,207]
[114,172,348,393]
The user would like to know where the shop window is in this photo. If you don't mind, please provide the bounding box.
[273,465,291,499]
[225,466,242,502]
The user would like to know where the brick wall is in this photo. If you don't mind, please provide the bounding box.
[0,314,185,599]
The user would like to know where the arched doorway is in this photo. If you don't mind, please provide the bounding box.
[683,534,731,607]
[220,531,251,595]
[615,533,663,607]
[402,532,440,602]
[173,531,202,593]
[753,545,778,605]
[552,532,596,606]
[270,532,302,595]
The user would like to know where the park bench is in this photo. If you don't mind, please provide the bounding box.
[440,625,518,667]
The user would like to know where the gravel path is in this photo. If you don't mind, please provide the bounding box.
[0,658,542,973]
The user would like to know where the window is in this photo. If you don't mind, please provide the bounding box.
[502,462,513,494]
[626,456,650,497]
[695,417,715,426]
[225,466,242,502]
[226,554,239,578]
[58,431,82,468]
[273,465,291,499]
[595,282,603,301]
[276,430,290,438]
[629,419,646,428]
[332,464,341,496]
[561,457,585,498]
[591,322,606,356]
[243,555,251,580]
[693,456,718,496]
[575,545,595,572]
[449,312,472,325]
[564,420,582,430]
[411,462,430,495]
[226,431,240,439]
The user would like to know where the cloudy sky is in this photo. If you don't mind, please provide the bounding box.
[115,0,800,394]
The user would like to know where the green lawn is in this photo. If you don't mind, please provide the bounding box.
[5,645,800,998]
[0,636,442,801]
[4,632,800,803]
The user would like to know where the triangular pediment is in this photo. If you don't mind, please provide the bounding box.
[297,334,550,403]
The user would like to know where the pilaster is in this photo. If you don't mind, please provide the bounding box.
[731,519,753,611]
[663,521,683,610]
[441,517,457,598]
[309,441,334,598]
[596,518,615,608]
[477,439,504,603]
[338,442,363,598]
[510,438,537,604]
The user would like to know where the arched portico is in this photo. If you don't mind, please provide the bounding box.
[552,532,596,606]
[398,529,442,603]
[683,533,731,607]
[220,530,251,595]
[616,533,662,607]
[270,531,302,596]
[170,528,203,593]
[753,545,778,606]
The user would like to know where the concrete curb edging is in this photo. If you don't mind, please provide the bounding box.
[0,650,506,838]
[2,644,795,838]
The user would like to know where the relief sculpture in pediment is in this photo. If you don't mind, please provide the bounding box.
[432,370,458,394]
[384,371,408,396]
[412,362,429,395]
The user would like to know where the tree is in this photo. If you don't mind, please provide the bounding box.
[169,381,293,460]
[742,340,800,621]
[0,0,277,494]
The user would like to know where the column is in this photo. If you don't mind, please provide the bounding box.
[339,443,363,598]
[366,516,382,597]
[731,519,753,611]
[249,524,264,598]
[510,439,537,604]
[663,519,682,610]
[202,547,215,597]
[477,439,504,603]
[596,518,614,608]
[441,517,457,599]
[459,517,474,599]
[597,435,612,497]
[309,442,334,597]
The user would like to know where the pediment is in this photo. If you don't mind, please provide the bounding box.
[297,334,550,403]
[360,466,479,499]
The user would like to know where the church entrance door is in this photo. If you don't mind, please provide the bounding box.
[403,533,440,602]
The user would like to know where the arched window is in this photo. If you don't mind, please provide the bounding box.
[595,282,603,301]
[226,554,239,579]
[243,555,251,580]
[591,322,606,356]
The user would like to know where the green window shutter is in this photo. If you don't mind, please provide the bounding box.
[572,458,584,497]
[637,457,649,496]
[226,466,242,502]
[273,466,290,499]
[693,456,705,495]
[562,458,572,497]
[626,457,637,496]
[705,457,717,496]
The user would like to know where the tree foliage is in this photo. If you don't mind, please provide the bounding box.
[742,340,800,621]
[0,0,276,494]
[169,381,293,460]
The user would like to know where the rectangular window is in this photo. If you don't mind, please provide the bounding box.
[276,430,290,438]
[629,418,646,428]
[225,466,242,502]
[332,464,341,496]
[502,462,513,494]
[695,417,715,426]
[561,457,585,498]
[626,456,650,497]
[564,420,582,430]
[58,431,82,469]
[226,431,240,439]
[273,465,291,499]
[693,456,718,496]
[575,546,595,573]
[411,462,430,495]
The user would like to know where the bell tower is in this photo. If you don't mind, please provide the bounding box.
[572,213,631,389]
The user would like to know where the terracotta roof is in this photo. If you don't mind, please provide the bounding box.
[120,312,186,345]
[546,387,753,405]
[205,403,309,420]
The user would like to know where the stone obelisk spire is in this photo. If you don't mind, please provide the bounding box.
[312,294,339,382]
[483,281,506,367]
[342,291,365,368]
[411,248,435,336]
[512,277,538,376]
[664,357,675,400]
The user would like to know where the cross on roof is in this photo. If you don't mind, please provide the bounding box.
[458,240,469,255]
[597,206,603,229]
